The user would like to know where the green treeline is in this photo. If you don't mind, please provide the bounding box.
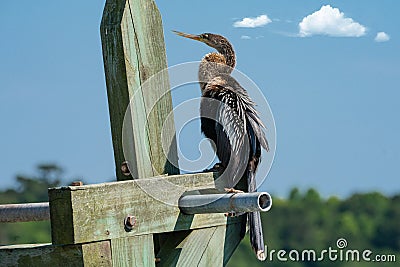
[0,164,71,245]
[229,188,400,267]
[0,166,399,267]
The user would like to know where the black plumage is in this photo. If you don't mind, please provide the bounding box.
[174,31,269,261]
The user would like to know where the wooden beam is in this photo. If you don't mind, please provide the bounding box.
[111,235,155,267]
[0,241,112,267]
[155,220,245,267]
[162,227,223,266]
[222,218,247,265]
[101,0,179,180]
[49,173,242,245]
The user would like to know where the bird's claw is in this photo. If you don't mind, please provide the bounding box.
[224,188,244,194]
[224,188,244,217]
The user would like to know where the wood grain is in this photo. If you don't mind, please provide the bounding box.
[101,0,179,180]
[0,241,112,267]
[111,235,155,267]
[155,220,246,267]
[49,173,244,245]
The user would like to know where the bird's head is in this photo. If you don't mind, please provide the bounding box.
[174,30,236,69]
[173,31,231,52]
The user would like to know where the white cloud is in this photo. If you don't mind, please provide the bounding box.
[299,5,366,37]
[233,15,272,28]
[241,35,251,39]
[375,32,390,42]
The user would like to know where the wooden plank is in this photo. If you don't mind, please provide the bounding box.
[156,227,217,266]
[222,218,247,266]
[154,230,192,265]
[101,0,179,180]
[49,188,74,245]
[82,241,113,266]
[156,221,246,267]
[0,241,112,267]
[111,235,155,267]
[49,172,243,245]
[197,226,226,266]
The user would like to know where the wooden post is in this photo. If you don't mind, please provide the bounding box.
[100,0,179,180]
[100,0,181,265]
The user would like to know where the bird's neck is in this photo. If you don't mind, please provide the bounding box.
[199,53,228,91]
[215,43,235,69]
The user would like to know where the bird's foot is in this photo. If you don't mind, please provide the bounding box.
[224,188,245,217]
[224,188,244,194]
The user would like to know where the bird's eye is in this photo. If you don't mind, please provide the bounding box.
[203,34,209,39]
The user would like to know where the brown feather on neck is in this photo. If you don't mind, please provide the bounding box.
[203,52,226,64]
[199,53,231,91]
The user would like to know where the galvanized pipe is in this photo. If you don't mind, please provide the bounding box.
[178,192,272,215]
[0,193,272,222]
[0,202,50,223]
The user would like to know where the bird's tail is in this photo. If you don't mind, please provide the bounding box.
[248,211,266,261]
[247,166,266,261]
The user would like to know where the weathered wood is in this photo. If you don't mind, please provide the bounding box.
[101,0,179,180]
[82,241,113,266]
[0,241,112,267]
[222,218,247,265]
[111,235,155,267]
[155,228,215,266]
[49,188,74,245]
[197,226,226,266]
[49,172,243,245]
[156,226,225,266]
[156,220,246,267]
[154,230,191,265]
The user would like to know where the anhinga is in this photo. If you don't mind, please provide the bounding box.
[174,31,269,261]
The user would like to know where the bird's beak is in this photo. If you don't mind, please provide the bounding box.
[173,30,203,42]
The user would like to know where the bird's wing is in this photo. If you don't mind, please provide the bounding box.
[247,111,269,152]
[203,79,249,187]
[216,90,246,153]
[234,81,269,152]
[216,90,250,187]
[219,74,269,152]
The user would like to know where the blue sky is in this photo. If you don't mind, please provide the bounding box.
[0,1,399,198]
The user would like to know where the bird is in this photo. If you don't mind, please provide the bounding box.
[174,31,269,261]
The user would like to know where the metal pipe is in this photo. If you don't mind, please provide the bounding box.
[178,192,272,215]
[0,202,50,223]
[0,192,272,222]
